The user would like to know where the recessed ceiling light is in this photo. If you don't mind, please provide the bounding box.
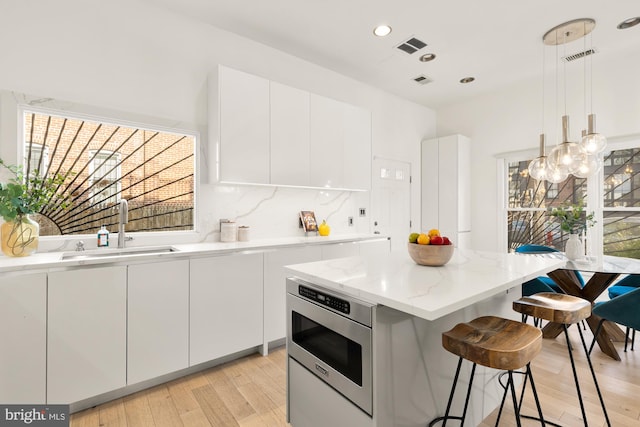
[617,17,640,30]
[460,77,475,84]
[373,25,392,37]
[419,53,436,62]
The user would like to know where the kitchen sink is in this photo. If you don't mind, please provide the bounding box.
[62,246,180,260]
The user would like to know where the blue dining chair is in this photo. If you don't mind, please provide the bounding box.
[589,286,640,355]
[605,274,640,351]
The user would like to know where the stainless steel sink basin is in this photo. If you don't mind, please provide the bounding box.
[62,246,180,260]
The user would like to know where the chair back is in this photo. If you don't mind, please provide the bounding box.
[515,244,559,254]
[593,287,640,331]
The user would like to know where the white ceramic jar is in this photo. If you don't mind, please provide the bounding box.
[220,221,237,242]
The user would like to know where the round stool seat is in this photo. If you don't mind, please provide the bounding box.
[513,292,591,324]
[442,316,542,371]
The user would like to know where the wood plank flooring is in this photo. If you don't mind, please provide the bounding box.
[72,325,639,426]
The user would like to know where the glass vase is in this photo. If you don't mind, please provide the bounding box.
[564,233,583,261]
[1,215,40,257]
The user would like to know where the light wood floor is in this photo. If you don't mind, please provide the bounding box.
[71,326,639,427]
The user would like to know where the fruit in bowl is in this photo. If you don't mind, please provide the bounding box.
[407,229,454,266]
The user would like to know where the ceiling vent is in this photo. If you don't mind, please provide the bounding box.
[413,75,433,85]
[563,48,597,62]
[396,37,427,54]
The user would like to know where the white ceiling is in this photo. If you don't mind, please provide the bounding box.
[147,0,640,109]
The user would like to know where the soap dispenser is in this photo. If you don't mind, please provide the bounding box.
[97,225,109,247]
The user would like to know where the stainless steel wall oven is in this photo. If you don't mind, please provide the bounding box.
[286,277,373,415]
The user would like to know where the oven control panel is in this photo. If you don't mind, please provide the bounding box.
[299,285,350,314]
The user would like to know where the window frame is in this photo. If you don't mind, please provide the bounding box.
[17,103,200,241]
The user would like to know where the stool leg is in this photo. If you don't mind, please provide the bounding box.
[507,371,523,427]
[429,358,476,427]
[576,324,612,427]
[526,363,546,426]
[494,372,511,426]
[562,325,588,426]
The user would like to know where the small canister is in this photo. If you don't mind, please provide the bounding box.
[220,220,237,242]
[238,226,250,242]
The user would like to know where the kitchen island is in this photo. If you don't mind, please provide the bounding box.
[284,248,564,427]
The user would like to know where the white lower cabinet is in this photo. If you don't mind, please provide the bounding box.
[0,273,46,403]
[358,238,391,256]
[321,242,360,260]
[127,259,189,385]
[190,252,263,366]
[48,266,127,404]
[263,246,322,345]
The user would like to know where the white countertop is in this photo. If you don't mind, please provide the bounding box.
[0,234,388,274]
[284,248,566,321]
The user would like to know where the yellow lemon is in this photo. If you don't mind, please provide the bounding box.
[417,233,430,245]
[428,228,441,237]
[408,232,419,243]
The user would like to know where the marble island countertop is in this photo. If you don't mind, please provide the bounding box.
[284,248,566,321]
[0,234,388,274]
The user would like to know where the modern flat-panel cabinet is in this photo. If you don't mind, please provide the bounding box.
[190,252,263,366]
[263,246,322,345]
[217,66,371,189]
[0,273,46,403]
[127,259,189,385]
[219,65,270,184]
[270,81,310,186]
[421,134,471,248]
[321,242,360,260]
[358,237,391,256]
[48,266,127,404]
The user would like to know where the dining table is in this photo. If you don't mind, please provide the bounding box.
[538,253,640,361]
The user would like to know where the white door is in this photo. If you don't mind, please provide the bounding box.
[372,157,411,252]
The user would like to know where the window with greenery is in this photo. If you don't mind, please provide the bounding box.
[23,110,195,237]
[506,143,640,259]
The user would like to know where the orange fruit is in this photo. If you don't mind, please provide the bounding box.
[417,233,430,245]
[428,228,441,237]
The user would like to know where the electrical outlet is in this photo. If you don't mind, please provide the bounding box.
[359,208,366,217]
[348,217,354,226]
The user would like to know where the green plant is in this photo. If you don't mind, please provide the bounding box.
[549,200,595,234]
[0,158,71,222]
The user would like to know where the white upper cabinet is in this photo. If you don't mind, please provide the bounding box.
[219,66,270,184]
[216,66,371,190]
[309,94,345,188]
[270,81,310,186]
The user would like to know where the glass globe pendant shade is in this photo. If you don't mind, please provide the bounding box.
[572,155,600,178]
[580,114,607,154]
[549,141,583,170]
[527,134,550,181]
[545,162,569,183]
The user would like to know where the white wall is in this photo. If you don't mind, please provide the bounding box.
[437,52,640,252]
[0,0,435,250]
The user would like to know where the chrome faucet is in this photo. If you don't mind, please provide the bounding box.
[117,199,131,248]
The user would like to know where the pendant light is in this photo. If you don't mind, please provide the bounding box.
[532,18,605,183]
[580,31,607,154]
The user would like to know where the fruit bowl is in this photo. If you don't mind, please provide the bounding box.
[407,242,454,266]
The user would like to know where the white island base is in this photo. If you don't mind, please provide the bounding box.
[285,250,564,427]
[288,287,520,427]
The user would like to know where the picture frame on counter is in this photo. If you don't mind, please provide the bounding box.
[299,211,318,232]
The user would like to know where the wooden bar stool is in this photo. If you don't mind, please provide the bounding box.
[429,316,546,427]
[513,292,611,427]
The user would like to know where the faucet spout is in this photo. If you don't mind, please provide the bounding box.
[118,199,129,248]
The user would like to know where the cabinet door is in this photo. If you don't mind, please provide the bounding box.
[190,253,263,366]
[219,66,270,183]
[0,273,46,403]
[358,238,391,257]
[271,81,310,186]
[309,94,345,188]
[48,266,126,404]
[263,246,322,344]
[321,242,359,260]
[343,104,372,190]
[127,259,189,385]
[421,138,440,232]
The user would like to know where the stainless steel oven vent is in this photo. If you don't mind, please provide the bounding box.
[396,37,427,54]
[413,74,433,85]
[563,48,597,62]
